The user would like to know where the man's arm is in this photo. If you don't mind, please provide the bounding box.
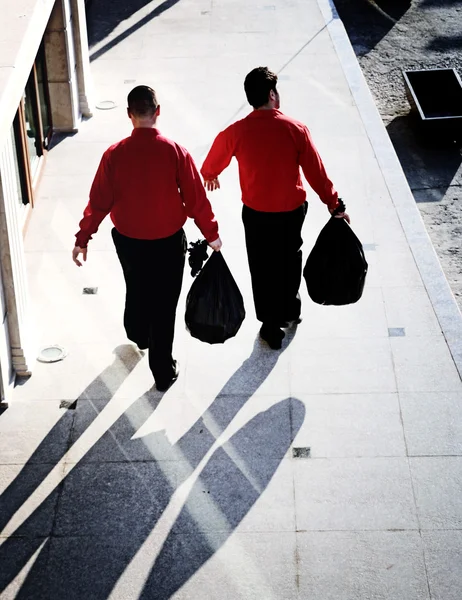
[73,152,114,265]
[299,126,350,222]
[177,146,221,250]
[299,126,339,209]
[201,127,235,191]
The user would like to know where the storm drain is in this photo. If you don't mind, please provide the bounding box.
[60,400,77,410]
[388,328,406,337]
[293,447,311,459]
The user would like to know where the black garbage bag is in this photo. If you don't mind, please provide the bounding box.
[185,240,245,344]
[303,216,368,306]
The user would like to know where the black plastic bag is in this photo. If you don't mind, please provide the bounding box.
[185,241,245,344]
[303,217,368,305]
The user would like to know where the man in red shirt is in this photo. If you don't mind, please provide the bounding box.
[201,67,348,349]
[73,85,222,390]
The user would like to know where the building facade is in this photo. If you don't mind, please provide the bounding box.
[0,0,93,402]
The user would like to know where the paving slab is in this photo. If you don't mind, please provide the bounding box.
[410,457,462,529]
[0,537,51,600]
[400,391,462,457]
[54,461,177,538]
[422,530,462,600]
[293,457,418,531]
[297,531,430,600]
[32,531,298,600]
[291,393,406,457]
[0,463,64,537]
[0,400,73,464]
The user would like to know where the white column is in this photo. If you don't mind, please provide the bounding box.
[71,0,94,118]
[44,0,79,130]
[0,133,33,380]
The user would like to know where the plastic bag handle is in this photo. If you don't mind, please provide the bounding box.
[331,198,346,217]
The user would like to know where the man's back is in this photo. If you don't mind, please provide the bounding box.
[106,128,185,238]
[76,127,218,248]
[201,108,337,213]
[231,109,307,211]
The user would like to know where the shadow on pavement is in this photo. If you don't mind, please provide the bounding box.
[386,115,462,203]
[87,0,182,61]
[427,35,462,51]
[421,0,462,6]
[333,0,411,55]
[0,333,304,599]
[0,345,143,534]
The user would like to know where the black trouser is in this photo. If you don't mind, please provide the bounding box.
[112,227,186,383]
[242,202,307,327]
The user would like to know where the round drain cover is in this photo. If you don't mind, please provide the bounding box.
[96,100,117,110]
[37,345,67,363]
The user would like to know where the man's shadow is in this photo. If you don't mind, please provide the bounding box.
[0,344,144,534]
[0,332,304,599]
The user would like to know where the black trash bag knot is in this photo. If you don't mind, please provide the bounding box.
[188,239,209,277]
[331,197,346,217]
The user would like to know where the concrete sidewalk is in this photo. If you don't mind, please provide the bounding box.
[1,0,462,598]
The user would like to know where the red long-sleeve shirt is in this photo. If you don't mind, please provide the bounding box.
[75,128,219,248]
[201,109,338,212]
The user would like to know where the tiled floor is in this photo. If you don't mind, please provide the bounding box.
[1,0,461,598]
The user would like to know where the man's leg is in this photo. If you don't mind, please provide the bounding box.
[242,206,286,348]
[281,201,307,323]
[147,229,186,389]
[112,228,150,349]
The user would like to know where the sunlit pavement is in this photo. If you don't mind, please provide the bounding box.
[1,0,462,598]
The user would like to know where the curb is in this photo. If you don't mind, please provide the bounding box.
[316,0,462,380]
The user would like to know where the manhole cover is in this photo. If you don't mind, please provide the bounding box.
[96,100,117,110]
[37,345,67,363]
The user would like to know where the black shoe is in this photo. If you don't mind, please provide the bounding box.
[156,361,179,392]
[259,325,285,350]
[129,337,149,351]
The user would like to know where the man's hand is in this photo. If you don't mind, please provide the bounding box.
[204,177,220,192]
[329,207,351,224]
[334,211,351,224]
[72,246,87,267]
[208,237,222,252]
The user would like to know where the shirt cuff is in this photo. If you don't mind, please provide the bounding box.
[327,194,339,212]
[204,226,219,244]
[75,232,89,248]
[200,168,218,181]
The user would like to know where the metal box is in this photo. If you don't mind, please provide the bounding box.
[403,68,462,127]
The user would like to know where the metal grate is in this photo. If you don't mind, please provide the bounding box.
[60,400,77,410]
[388,328,406,337]
[293,447,311,458]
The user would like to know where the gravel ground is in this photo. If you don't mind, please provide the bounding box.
[333,0,462,310]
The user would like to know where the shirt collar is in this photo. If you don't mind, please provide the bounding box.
[131,127,161,137]
[247,109,282,118]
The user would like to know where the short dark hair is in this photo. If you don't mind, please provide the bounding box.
[127,85,158,118]
[244,67,278,109]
